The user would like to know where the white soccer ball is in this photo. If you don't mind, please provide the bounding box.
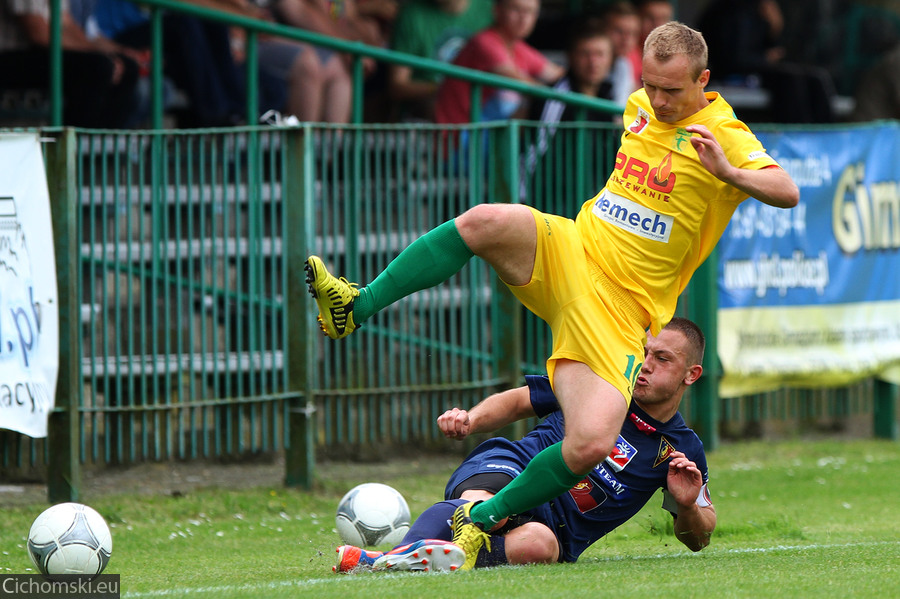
[335,483,411,547]
[27,502,113,578]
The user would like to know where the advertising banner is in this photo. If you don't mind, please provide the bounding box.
[717,123,900,397]
[0,133,59,437]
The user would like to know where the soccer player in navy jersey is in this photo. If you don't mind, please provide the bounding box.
[333,317,716,572]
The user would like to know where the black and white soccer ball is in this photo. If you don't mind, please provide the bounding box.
[27,502,113,578]
[335,483,411,547]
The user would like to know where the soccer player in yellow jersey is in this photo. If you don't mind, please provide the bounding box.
[305,21,798,569]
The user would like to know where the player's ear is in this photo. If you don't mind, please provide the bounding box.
[683,364,702,386]
[697,68,710,88]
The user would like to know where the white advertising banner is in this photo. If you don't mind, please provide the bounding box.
[0,133,59,438]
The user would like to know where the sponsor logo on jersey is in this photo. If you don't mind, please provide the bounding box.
[651,152,675,191]
[674,127,692,151]
[614,151,677,195]
[568,476,609,512]
[486,463,521,476]
[628,107,651,134]
[605,435,637,472]
[653,436,677,468]
[629,411,657,435]
[592,190,674,242]
[748,150,770,161]
[595,463,626,495]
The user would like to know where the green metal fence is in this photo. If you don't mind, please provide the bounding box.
[2,121,612,492]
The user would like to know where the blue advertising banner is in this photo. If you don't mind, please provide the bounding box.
[717,122,900,397]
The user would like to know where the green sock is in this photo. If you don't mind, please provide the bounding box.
[354,219,474,323]
[469,442,583,528]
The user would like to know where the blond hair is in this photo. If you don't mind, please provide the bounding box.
[643,21,708,81]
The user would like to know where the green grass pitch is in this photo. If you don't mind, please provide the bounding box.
[2,438,899,598]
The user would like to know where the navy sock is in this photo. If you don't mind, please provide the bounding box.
[396,499,466,546]
[474,535,507,568]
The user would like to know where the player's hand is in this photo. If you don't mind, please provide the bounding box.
[685,124,734,182]
[437,407,471,440]
[666,450,703,506]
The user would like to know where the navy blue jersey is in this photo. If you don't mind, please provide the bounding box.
[444,375,709,562]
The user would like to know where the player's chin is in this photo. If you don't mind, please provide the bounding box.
[654,111,677,123]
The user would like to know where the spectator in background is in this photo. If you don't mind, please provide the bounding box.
[272,0,392,119]
[530,22,615,124]
[273,0,389,61]
[245,0,352,123]
[851,42,900,121]
[435,0,563,124]
[599,1,641,107]
[635,0,673,47]
[87,0,352,125]
[89,0,247,126]
[521,23,614,197]
[388,0,492,121]
[699,0,837,123]
[0,0,141,128]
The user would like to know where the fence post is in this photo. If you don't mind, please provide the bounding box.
[49,0,63,126]
[150,7,164,130]
[491,122,523,440]
[873,380,898,440]
[685,250,720,451]
[284,126,317,488]
[46,128,81,502]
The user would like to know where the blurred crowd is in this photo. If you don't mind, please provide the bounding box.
[2,0,900,128]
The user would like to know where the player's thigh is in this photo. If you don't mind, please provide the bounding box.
[503,521,559,564]
[503,210,586,320]
[459,489,495,502]
[455,203,538,286]
[553,359,629,471]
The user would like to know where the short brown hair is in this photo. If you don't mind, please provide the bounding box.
[663,317,705,366]
[643,21,708,80]
[566,20,611,54]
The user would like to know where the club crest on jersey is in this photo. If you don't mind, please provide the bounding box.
[568,476,608,513]
[628,107,651,134]
[653,436,677,468]
[605,435,637,472]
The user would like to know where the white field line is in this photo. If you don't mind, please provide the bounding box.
[122,540,900,598]
[592,540,900,562]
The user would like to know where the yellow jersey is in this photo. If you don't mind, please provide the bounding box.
[575,89,780,335]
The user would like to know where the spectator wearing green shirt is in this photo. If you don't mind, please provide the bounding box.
[388,0,492,120]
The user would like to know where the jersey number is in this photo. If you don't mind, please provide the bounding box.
[623,354,642,391]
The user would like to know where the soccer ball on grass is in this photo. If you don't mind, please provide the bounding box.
[27,502,113,578]
[335,482,411,547]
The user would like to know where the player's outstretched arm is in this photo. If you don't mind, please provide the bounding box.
[685,124,799,209]
[437,387,536,440]
[667,451,717,552]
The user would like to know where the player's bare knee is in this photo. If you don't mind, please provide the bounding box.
[456,204,508,242]
[564,436,614,474]
[505,523,558,564]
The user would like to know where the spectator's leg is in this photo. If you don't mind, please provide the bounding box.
[61,50,118,127]
[284,44,325,121]
[319,49,352,124]
[161,15,244,125]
